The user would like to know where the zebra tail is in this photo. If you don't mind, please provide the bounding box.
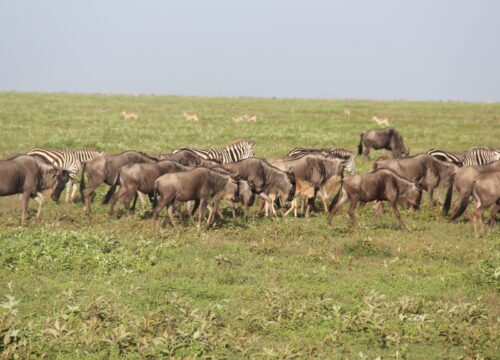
[328,182,343,212]
[79,163,87,203]
[442,173,455,216]
[357,133,364,155]
[103,171,120,204]
[450,184,473,221]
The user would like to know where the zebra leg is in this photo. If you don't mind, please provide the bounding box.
[70,182,79,202]
[65,181,71,203]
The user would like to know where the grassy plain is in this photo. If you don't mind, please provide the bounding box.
[0,92,499,359]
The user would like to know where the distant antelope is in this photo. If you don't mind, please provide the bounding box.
[233,114,257,123]
[344,107,351,117]
[183,112,199,121]
[372,116,390,126]
[121,111,138,120]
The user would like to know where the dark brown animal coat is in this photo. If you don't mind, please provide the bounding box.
[358,128,409,158]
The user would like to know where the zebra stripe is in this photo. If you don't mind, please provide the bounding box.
[27,148,103,180]
[287,147,356,175]
[426,149,466,166]
[172,140,255,164]
[463,147,500,166]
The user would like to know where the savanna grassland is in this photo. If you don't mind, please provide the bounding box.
[0,92,499,359]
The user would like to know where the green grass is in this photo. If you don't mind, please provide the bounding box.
[0,92,499,359]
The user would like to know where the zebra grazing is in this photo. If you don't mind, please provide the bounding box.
[287,147,356,175]
[27,148,104,202]
[427,147,499,167]
[172,140,255,164]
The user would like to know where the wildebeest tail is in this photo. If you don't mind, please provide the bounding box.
[358,133,364,155]
[450,183,473,221]
[328,182,343,212]
[442,172,455,216]
[79,163,87,202]
[103,171,120,204]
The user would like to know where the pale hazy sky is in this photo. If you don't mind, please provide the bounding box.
[1,0,499,101]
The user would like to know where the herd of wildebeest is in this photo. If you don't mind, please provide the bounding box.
[1,127,499,236]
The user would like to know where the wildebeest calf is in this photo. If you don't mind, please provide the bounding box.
[327,169,422,230]
[465,171,500,236]
[0,155,69,225]
[358,128,409,158]
[152,167,240,228]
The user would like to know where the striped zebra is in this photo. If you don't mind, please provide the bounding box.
[27,148,104,202]
[172,140,255,164]
[427,147,499,167]
[287,147,356,175]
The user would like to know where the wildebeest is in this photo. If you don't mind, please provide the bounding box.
[103,160,191,217]
[152,167,240,228]
[358,128,409,158]
[460,171,500,236]
[222,158,296,216]
[327,169,422,230]
[444,161,500,220]
[270,155,344,217]
[80,151,158,215]
[159,150,222,168]
[373,154,457,207]
[0,155,70,224]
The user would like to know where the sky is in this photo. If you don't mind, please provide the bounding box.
[1,0,499,101]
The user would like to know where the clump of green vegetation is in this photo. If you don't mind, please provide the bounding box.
[0,92,499,358]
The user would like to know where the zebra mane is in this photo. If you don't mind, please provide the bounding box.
[226,139,255,147]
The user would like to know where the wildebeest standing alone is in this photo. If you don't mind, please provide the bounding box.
[358,128,409,158]
[0,155,70,224]
[152,167,240,228]
[327,169,422,230]
[80,151,158,215]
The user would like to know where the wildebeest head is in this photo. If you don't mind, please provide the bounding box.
[51,169,70,201]
[402,182,422,209]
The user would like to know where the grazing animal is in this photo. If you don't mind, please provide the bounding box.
[104,160,191,217]
[287,147,356,175]
[358,128,409,158]
[152,167,240,228]
[428,147,500,167]
[159,151,222,168]
[172,140,255,164]
[27,148,103,202]
[372,116,390,126]
[270,155,344,217]
[121,111,138,120]
[327,169,422,230]
[0,155,70,224]
[468,171,500,237]
[444,161,500,220]
[223,158,296,217]
[344,107,351,117]
[80,151,158,215]
[182,112,199,121]
[373,154,457,207]
[233,114,257,123]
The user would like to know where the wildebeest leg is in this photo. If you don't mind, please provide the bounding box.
[34,192,47,224]
[284,198,296,217]
[167,204,176,227]
[123,192,137,217]
[346,198,358,226]
[12,195,19,214]
[475,208,486,237]
[108,186,126,217]
[374,201,385,215]
[152,195,170,228]
[363,146,371,159]
[428,187,436,207]
[391,202,408,230]
[207,200,220,228]
[21,192,30,226]
[198,199,207,227]
[470,211,479,237]
[137,192,147,209]
[70,182,79,202]
[327,189,349,225]
[488,204,499,229]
